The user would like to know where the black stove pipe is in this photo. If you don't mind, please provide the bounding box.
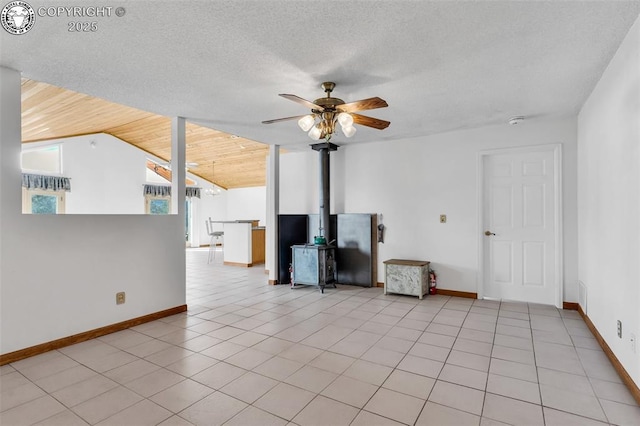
[311,142,338,243]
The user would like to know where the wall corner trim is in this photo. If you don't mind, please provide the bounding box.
[577,305,640,405]
[0,304,188,366]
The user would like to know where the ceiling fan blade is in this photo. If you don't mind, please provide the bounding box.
[337,97,388,113]
[279,94,325,111]
[262,114,309,124]
[352,113,390,130]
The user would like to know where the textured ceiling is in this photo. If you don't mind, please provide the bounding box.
[2,1,639,153]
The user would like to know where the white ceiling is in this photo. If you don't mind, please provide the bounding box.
[2,1,639,151]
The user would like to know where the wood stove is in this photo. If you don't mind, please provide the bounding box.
[291,244,336,293]
[291,142,338,293]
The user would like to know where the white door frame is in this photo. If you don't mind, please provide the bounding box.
[476,143,563,308]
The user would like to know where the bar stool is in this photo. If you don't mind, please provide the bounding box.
[205,220,224,263]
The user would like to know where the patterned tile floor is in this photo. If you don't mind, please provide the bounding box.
[1,248,639,425]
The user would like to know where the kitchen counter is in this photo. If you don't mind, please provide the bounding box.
[218,220,264,267]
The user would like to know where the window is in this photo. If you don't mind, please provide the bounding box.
[22,188,66,214]
[145,195,171,214]
[143,185,200,216]
[21,145,62,174]
[21,145,68,214]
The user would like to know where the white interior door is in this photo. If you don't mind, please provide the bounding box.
[482,145,561,306]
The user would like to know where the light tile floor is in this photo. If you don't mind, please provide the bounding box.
[2,248,639,425]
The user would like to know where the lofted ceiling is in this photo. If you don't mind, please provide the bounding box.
[2,1,640,182]
[21,78,269,189]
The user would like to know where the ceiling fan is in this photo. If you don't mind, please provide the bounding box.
[262,82,389,141]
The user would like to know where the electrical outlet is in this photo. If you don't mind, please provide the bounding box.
[440,214,447,223]
[116,292,126,305]
[617,320,622,338]
[631,333,636,353]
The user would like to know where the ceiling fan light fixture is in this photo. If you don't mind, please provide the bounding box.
[204,186,222,196]
[298,114,315,132]
[342,124,357,138]
[337,112,353,127]
[263,82,389,140]
[308,125,322,140]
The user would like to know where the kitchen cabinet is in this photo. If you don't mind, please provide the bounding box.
[216,220,264,267]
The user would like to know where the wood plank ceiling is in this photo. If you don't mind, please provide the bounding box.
[21,79,270,189]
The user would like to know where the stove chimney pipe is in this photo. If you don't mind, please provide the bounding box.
[311,142,338,243]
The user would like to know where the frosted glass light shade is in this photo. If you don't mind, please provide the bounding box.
[342,125,357,138]
[308,125,322,140]
[298,115,315,132]
[337,112,354,127]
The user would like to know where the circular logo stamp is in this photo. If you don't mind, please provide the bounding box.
[1,1,35,35]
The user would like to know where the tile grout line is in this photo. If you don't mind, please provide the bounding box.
[4,251,636,425]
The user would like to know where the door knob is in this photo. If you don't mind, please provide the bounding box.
[484,231,496,236]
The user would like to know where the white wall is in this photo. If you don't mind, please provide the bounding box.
[578,16,639,387]
[196,187,266,245]
[63,134,147,214]
[226,187,267,226]
[197,188,228,242]
[280,151,319,214]
[280,117,579,301]
[24,133,218,215]
[22,133,231,248]
[1,67,186,354]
